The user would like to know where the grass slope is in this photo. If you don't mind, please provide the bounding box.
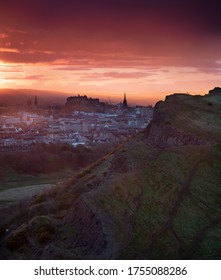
[0,91,221,259]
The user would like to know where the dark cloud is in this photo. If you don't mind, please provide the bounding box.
[0,0,220,70]
[0,50,65,64]
[1,0,220,31]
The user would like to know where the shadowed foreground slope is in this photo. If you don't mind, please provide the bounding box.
[0,88,221,259]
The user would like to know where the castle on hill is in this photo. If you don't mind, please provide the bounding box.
[65,95,100,107]
[65,93,129,113]
[65,95,106,112]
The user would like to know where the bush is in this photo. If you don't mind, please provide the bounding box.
[6,227,28,250]
[37,229,54,244]
[1,142,114,175]
[37,224,55,243]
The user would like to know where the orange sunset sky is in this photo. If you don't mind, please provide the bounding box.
[0,0,221,105]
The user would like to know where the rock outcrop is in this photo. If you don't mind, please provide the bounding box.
[146,93,219,147]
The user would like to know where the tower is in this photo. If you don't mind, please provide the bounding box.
[123,92,127,108]
[34,96,38,106]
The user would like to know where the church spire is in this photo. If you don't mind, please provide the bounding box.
[123,92,127,108]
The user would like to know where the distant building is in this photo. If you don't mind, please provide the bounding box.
[34,96,38,106]
[65,95,99,108]
[65,94,114,113]
[123,93,128,108]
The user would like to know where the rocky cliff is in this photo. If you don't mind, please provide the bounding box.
[0,89,221,259]
[146,92,220,147]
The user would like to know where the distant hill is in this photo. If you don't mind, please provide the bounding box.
[0,88,221,259]
[0,88,69,106]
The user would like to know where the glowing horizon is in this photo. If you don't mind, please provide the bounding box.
[0,1,220,105]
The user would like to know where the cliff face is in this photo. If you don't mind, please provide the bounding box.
[146,92,221,148]
[0,90,221,260]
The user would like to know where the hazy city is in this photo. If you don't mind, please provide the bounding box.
[0,94,153,152]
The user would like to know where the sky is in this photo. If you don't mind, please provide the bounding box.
[0,0,221,105]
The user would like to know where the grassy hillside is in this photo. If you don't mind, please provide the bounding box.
[0,89,221,259]
[0,143,113,208]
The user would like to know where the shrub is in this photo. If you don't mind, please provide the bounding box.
[38,231,53,244]
[34,223,56,244]
[6,227,27,250]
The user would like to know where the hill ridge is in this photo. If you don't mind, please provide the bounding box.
[0,89,221,259]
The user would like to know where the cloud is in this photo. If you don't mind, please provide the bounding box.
[79,71,156,81]
[0,33,8,39]
[5,75,45,81]
[196,67,221,75]
[53,66,92,71]
[0,50,64,64]
[7,28,27,34]
[103,71,154,79]
[0,48,19,53]
[25,75,45,80]
[0,0,220,74]
[0,64,23,73]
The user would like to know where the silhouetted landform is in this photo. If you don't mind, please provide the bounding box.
[208,87,221,96]
[65,95,108,112]
[0,88,68,107]
[0,88,221,259]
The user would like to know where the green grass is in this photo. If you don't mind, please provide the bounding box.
[173,196,210,246]
[192,223,221,259]
[115,140,221,259]
[160,95,221,141]
[0,170,72,192]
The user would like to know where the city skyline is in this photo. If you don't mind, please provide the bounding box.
[0,0,221,105]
